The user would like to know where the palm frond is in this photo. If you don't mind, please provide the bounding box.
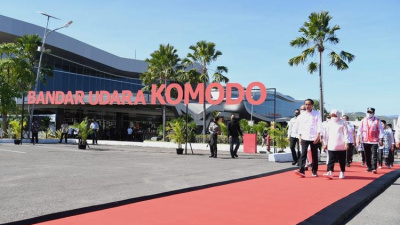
[290,37,309,48]
[340,51,355,63]
[329,51,349,70]
[307,62,318,74]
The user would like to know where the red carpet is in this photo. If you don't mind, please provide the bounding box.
[37,163,399,225]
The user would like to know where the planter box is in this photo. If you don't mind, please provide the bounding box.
[269,152,293,162]
[243,133,257,153]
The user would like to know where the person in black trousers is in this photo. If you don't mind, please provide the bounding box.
[287,109,300,165]
[227,114,243,158]
[208,116,221,158]
[31,121,39,144]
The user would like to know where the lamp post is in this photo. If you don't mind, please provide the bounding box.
[28,12,72,138]
[267,88,276,153]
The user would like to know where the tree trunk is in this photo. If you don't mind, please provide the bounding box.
[319,51,324,121]
[2,111,8,137]
[202,66,207,143]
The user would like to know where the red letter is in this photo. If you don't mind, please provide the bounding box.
[75,91,85,105]
[109,90,121,105]
[64,91,75,105]
[134,90,146,105]
[184,83,204,104]
[89,91,99,105]
[35,92,44,104]
[226,83,244,105]
[121,90,133,105]
[45,91,55,104]
[55,91,65,105]
[151,84,166,105]
[99,91,110,105]
[246,82,267,105]
[27,91,36,104]
[206,83,224,105]
[166,83,183,105]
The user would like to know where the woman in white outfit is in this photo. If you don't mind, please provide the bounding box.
[323,109,349,179]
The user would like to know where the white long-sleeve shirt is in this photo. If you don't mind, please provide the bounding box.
[323,118,349,151]
[287,116,299,138]
[395,115,400,143]
[345,122,356,144]
[297,109,322,141]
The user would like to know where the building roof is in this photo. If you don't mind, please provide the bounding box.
[0,14,147,76]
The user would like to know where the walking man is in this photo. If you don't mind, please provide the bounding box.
[227,114,243,158]
[208,116,221,158]
[90,119,99,145]
[342,115,356,167]
[378,120,394,169]
[357,107,384,173]
[31,121,39,144]
[59,121,69,143]
[323,110,349,179]
[395,115,400,152]
[295,99,322,177]
[288,109,300,165]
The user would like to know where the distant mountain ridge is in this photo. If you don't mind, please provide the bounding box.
[343,112,398,123]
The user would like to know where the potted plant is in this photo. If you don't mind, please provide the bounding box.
[72,118,92,149]
[269,123,289,152]
[9,120,26,145]
[166,117,185,154]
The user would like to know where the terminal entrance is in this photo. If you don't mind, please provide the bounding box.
[34,104,176,141]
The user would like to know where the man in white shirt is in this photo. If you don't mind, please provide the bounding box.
[356,107,384,173]
[90,119,99,145]
[287,109,300,165]
[295,99,322,177]
[395,114,400,150]
[342,115,356,167]
[323,109,349,179]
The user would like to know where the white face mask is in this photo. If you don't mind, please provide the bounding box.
[366,113,373,118]
[331,117,338,122]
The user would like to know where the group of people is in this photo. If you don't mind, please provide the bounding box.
[288,99,399,179]
[208,114,243,158]
[58,119,99,145]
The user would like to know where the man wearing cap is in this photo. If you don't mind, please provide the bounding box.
[356,107,384,173]
[295,99,322,177]
[323,109,349,179]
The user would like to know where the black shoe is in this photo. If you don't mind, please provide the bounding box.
[235,154,238,158]
[367,168,373,172]
[209,155,214,158]
[231,156,235,158]
[346,163,350,167]
[291,162,297,165]
[213,156,217,158]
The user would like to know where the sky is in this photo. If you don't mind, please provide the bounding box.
[1,0,399,116]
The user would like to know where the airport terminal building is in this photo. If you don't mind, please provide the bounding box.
[0,15,303,140]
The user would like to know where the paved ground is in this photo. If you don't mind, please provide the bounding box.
[0,143,291,224]
[345,177,400,225]
[0,143,399,224]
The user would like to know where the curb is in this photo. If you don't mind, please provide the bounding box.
[299,169,400,225]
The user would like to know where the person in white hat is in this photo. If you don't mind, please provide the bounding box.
[323,109,349,179]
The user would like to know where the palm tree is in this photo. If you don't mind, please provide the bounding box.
[184,41,229,142]
[0,43,31,134]
[140,44,181,141]
[289,11,355,120]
